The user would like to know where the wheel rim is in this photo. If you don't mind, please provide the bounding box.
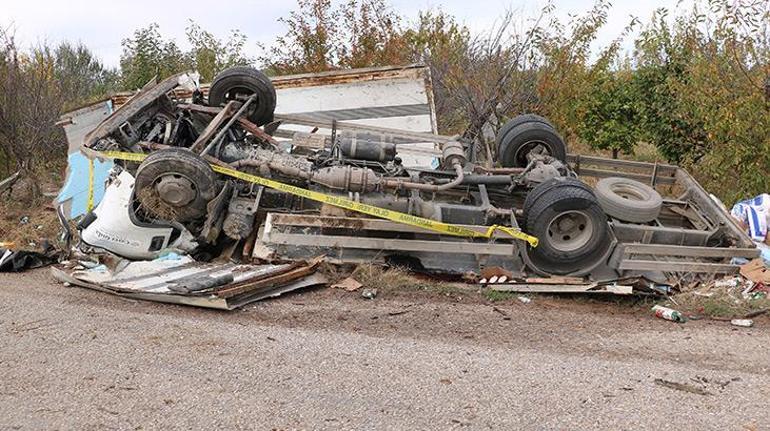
[610,184,649,201]
[154,173,198,207]
[223,86,260,117]
[513,140,551,166]
[546,210,594,252]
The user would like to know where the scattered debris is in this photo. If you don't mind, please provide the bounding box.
[730,319,754,327]
[654,378,712,396]
[652,305,686,323]
[0,247,56,273]
[740,259,770,284]
[361,288,378,300]
[387,307,412,316]
[491,306,511,320]
[332,277,363,292]
[51,256,326,310]
[517,296,532,304]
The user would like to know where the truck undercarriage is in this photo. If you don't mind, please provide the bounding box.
[66,66,757,282]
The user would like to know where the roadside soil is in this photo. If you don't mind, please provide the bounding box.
[1,269,769,430]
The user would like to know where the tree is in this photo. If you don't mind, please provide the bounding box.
[54,42,119,108]
[575,68,641,158]
[120,23,191,90]
[260,0,411,75]
[185,21,252,82]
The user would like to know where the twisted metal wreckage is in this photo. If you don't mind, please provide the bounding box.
[52,65,759,309]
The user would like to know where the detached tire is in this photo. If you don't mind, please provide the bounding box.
[498,121,567,168]
[524,184,610,275]
[208,66,276,126]
[595,177,663,223]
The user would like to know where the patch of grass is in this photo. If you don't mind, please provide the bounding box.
[0,197,61,250]
[629,141,665,164]
[670,290,770,319]
[483,289,517,302]
[351,264,462,294]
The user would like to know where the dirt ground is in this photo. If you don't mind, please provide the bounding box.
[1,269,769,430]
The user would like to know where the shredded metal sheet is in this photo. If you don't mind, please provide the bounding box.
[51,256,326,310]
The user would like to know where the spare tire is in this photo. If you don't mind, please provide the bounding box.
[208,66,276,126]
[495,114,555,155]
[498,121,567,168]
[524,184,610,275]
[595,177,663,223]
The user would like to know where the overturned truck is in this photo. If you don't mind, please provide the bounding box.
[59,65,758,283]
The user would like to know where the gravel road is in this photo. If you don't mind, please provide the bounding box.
[1,269,768,430]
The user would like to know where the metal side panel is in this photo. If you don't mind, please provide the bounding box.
[51,257,322,310]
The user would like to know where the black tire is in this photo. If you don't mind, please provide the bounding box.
[498,122,567,168]
[524,185,610,275]
[208,66,276,126]
[521,177,592,228]
[495,114,555,155]
[595,177,663,223]
[135,148,221,222]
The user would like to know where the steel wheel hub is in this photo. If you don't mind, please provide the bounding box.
[547,210,593,252]
[155,174,197,207]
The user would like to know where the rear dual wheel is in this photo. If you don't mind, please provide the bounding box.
[496,114,567,168]
[523,179,611,275]
[208,66,276,126]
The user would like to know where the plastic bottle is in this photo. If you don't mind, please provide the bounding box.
[652,305,686,323]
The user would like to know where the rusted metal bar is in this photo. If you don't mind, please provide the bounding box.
[179,103,281,147]
[200,95,256,156]
[189,100,239,153]
[274,113,458,145]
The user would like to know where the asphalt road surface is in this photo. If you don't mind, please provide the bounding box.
[1,269,768,430]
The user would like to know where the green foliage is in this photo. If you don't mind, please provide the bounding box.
[0,30,106,177]
[185,21,252,82]
[120,21,252,89]
[54,42,119,108]
[1,0,768,205]
[120,23,190,90]
[261,0,411,75]
[575,69,641,157]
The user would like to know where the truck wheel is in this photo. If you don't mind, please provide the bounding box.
[135,148,221,222]
[521,177,591,228]
[495,114,555,155]
[524,184,610,275]
[594,177,663,223]
[498,121,567,168]
[208,66,276,126]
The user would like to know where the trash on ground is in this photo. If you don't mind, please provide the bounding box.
[361,288,378,300]
[517,296,532,304]
[653,378,712,396]
[739,259,770,284]
[332,277,363,292]
[0,247,56,273]
[730,319,754,327]
[652,305,687,323]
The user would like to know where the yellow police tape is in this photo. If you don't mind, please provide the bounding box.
[100,150,538,247]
